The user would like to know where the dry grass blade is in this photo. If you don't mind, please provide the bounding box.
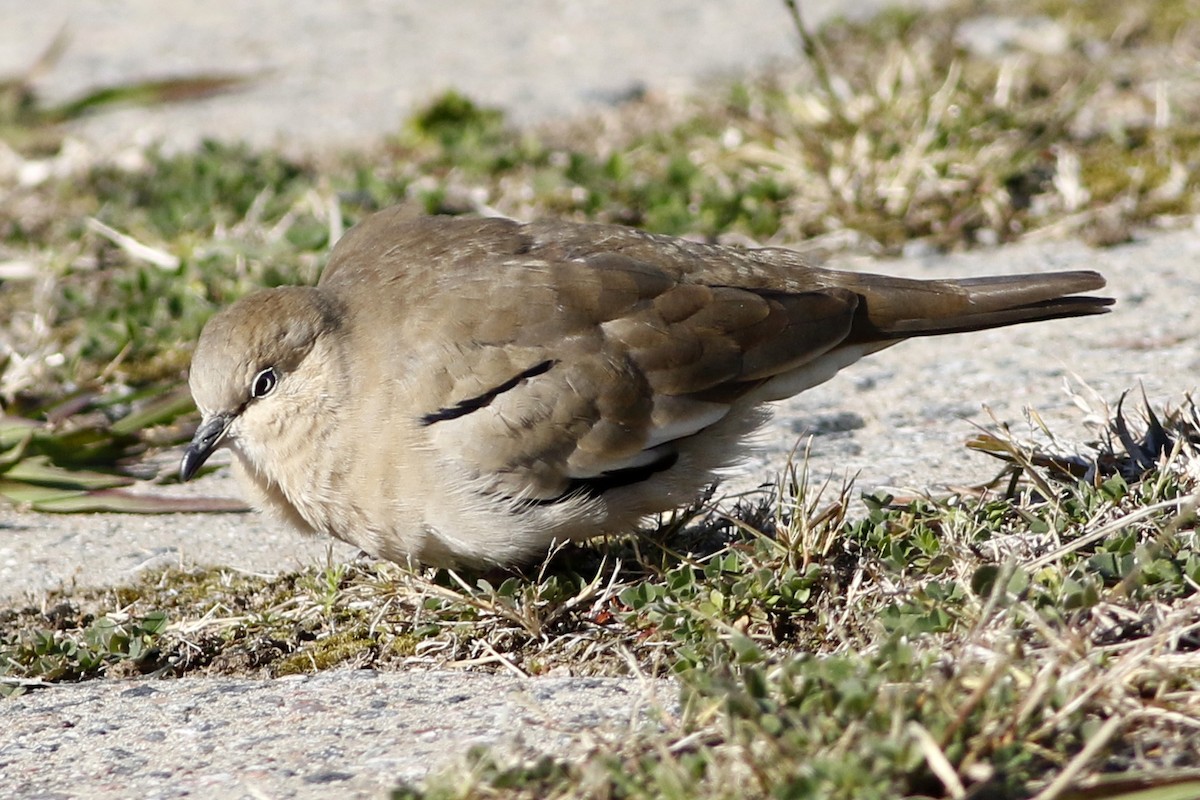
[1024,496,1194,571]
[781,0,846,125]
[1060,774,1200,800]
[909,721,966,798]
[44,74,255,124]
[0,27,255,153]
[26,489,248,514]
[84,218,180,271]
[1031,716,1123,800]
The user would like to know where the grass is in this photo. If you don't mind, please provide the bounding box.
[3,393,1200,798]
[1,0,1199,797]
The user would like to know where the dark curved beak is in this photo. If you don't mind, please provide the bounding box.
[180,413,234,482]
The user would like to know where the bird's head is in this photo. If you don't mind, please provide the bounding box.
[180,286,343,482]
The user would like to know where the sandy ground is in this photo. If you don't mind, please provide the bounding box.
[0,0,923,154]
[2,1,1198,798]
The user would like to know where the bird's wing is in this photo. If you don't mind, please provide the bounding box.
[401,252,859,503]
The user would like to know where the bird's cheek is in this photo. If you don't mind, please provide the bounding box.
[241,398,283,434]
[223,420,273,474]
[239,397,308,458]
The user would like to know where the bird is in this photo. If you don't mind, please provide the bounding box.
[180,207,1112,568]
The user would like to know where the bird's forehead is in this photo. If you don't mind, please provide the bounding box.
[189,330,256,412]
[189,299,283,405]
[188,286,331,412]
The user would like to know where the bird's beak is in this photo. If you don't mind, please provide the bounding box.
[180,413,234,482]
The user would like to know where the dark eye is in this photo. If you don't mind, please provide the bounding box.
[251,367,278,399]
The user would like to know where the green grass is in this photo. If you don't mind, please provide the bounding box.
[3,396,1199,798]
[1,0,1200,797]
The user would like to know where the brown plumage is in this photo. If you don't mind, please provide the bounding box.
[181,208,1112,567]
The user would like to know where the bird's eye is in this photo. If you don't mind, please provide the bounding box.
[251,367,278,399]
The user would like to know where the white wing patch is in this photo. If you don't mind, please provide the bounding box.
[561,395,729,479]
[645,395,731,449]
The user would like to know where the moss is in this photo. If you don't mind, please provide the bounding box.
[389,633,420,658]
[273,627,379,676]
[1079,131,1200,218]
[1018,0,1200,43]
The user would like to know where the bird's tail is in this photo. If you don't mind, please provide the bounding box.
[845,270,1113,341]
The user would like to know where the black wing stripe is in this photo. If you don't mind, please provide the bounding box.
[421,359,556,426]
[516,450,680,508]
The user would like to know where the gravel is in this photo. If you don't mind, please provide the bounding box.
[1,671,675,798]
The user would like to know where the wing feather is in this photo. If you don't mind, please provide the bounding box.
[406,252,858,502]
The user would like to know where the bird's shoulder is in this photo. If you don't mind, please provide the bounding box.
[317,210,837,293]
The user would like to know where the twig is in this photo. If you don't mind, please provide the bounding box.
[780,0,845,125]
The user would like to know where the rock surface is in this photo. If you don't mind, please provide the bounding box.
[1,671,674,798]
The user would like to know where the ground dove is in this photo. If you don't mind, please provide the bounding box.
[181,208,1111,567]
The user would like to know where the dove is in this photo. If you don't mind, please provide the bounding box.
[180,207,1112,567]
